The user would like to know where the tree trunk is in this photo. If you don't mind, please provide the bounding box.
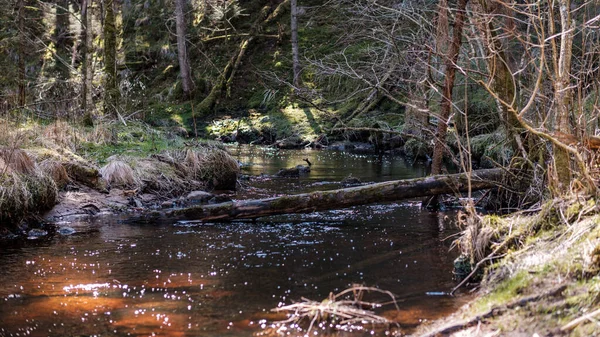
[81,0,93,122]
[167,168,505,222]
[290,0,300,87]
[553,0,574,192]
[197,0,290,115]
[474,0,522,149]
[18,0,26,107]
[103,0,119,117]
[431,0,468,175]
[175,0,193,98]
[55,0,71,78]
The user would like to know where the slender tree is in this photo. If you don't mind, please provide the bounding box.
[552,0,575,190]
[430,0,469,175]
[81,0,94,122]
[55,0,72,78]
[17,0,26,107]
[175,0,193,98]
[290,0,300,87]
[103,0,119,116]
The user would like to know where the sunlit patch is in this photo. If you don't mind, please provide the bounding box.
[63,283,110,294]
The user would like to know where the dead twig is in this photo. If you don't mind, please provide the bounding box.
[561,307,600,331]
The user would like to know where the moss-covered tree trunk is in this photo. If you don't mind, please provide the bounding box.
[175,0,193,99]
[103,0,119,117]
[474,0,523,152]
[197,0,290,115]
[431,0,469,175]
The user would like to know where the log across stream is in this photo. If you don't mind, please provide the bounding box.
[167,168,505,221]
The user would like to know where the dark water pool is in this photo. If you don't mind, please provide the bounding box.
[0,147,468,336]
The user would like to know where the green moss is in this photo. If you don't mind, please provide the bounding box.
[473,270,533,312]
[78,122,184,165]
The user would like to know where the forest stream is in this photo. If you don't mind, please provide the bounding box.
[0,147,470,337]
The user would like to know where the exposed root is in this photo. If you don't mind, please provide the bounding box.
[419,285,567,337]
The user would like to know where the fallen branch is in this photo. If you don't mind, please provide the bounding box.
[561,307,600,331]
[271,285,397,335]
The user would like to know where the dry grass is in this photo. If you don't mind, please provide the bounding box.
[100,160,138,188]
[0,169,57,226]
[161,145,240,190]
[0,148,36,175]
[453,207,497,266]
[86,123,116,145]
[42,120,81,151]
[0,157,13,175]
[0,120,14,146]
[132,158,205,197]
[39,159,70,188]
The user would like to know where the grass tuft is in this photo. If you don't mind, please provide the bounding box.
[0,148,36,175]
[100,160,138,188]
[0,169,57,226]
[39,159,70,188]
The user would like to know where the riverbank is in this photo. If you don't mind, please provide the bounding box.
[413,198,600,336]
[2,118,597,336]
[0,120,242,235]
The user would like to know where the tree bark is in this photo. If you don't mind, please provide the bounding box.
[167,168,505,222]
[81,0,93,122]
[290,0,300,87]
[175,0,193,98]
[431,0,468,175]
[103,0,119,117]
[55,0,71,78]
[553,0,574,192]
[474,0,522,150]
[18,0,26,107]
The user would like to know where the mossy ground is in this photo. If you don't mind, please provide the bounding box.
[415,198,600,336]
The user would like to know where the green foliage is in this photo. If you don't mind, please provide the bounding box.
[79,122,183,165]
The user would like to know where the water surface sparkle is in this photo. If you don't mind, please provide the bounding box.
[0,147,468,336]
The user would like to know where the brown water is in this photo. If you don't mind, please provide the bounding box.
[0,146,468,337]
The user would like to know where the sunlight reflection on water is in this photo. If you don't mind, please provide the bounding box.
[0,147,468,337]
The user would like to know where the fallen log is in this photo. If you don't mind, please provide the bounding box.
[166,168,506,222]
